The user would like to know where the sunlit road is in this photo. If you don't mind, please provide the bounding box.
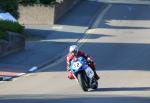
[0,0,150,103]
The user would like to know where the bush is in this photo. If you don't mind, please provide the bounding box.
[18,0,56,6]
[39,0,56,5]
[0,20,24,33]
[0,20,24,39]
[0,30,7,39]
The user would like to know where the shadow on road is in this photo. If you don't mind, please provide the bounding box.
[24,28,102,40]
[99,4,150,29]
[91,87,150,92]
[80,42,150,71]
[55,1,105,27]
[0,94,149,103]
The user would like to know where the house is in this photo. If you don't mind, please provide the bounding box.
[0,12,17,22]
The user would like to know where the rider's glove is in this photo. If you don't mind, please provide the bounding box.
[87,57,92,62]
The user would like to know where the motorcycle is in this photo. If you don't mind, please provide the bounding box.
[69,56,98,91]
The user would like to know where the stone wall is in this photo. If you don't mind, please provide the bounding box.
[0,32,25,57]
[18,5,55,25]
[54,0,80,23]
[18,0,80,25]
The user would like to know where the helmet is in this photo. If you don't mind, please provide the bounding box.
[69,45,78,55]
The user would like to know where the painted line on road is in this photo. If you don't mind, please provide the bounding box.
[28,66,38,72]
[17,73,26,76]
[11,66,39,80]
[92,4,112,28]
[89,0,150,5]
[0,72,26,82]
[78,4,112,47]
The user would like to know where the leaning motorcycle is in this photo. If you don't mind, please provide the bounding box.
[69,56,98,91]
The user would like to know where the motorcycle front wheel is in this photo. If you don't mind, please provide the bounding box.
[77,72,88,92]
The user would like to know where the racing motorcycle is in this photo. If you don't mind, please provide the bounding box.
[70,56,98,91]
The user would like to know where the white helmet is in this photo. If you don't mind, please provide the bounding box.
[69,45,78,53]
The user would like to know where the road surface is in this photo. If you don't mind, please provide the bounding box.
[0,0,150,103]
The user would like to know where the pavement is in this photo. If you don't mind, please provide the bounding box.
[0,0,105,80]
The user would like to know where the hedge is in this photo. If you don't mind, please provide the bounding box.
[18,0,56,5]
[0,20,24,39]
[0,20,24,33]
[0,30,7,39]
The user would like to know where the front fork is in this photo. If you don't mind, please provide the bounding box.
[72,71,90,87]
[72,69,95,88]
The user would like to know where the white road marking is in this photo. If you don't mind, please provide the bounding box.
[89,0,150,5]
[28,66,38,72]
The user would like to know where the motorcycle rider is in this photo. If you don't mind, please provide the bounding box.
[66,45,100,80]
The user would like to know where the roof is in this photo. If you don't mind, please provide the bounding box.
[0,12,17,22]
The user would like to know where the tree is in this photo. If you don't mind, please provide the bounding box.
[18,0,56,5]
[0,0,19,19]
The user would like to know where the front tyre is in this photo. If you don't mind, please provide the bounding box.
[78,73,88,91]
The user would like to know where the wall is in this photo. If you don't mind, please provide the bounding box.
[0,32,25,57]
[18,0,80,25]
[54,0,80,23]
[18,5,54,25]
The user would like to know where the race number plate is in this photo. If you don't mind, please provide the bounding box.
[85,67,94,79]
[72,61,82,70]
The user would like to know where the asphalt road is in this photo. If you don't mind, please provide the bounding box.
[0,1,150,103]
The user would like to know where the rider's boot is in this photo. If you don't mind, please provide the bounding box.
[93,70,100,80]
